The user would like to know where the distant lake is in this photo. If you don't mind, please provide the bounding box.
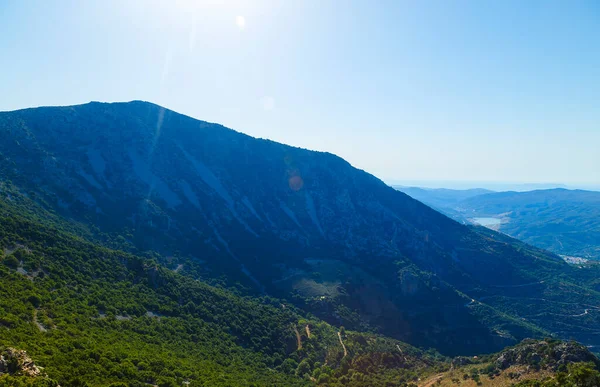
[472,217,502,227]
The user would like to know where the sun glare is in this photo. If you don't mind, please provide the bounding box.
[236,15,246,29]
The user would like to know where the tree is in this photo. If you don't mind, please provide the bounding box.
[296,359,311,376]
[2,255,19,269]
[280,358,298,374]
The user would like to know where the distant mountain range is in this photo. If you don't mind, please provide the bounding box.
[392,186,494,210]
[390,180,600,192]
[394,186,600,260]
[1,101,600,384]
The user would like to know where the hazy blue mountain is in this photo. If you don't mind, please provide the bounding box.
[457,189,600,260]
[2,101,600,356]
[392,186,492,218]
[396,186,600,261]
[388,181,572,191]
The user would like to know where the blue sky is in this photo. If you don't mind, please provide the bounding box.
[1,0,599,187]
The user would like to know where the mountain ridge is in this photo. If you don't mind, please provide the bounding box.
[1,101,599,356]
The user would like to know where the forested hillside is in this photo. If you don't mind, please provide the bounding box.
[0,191,448,386]
[1,187,599,386]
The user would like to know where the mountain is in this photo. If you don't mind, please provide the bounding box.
[1,174,598,387]
[389,181,570,192]
[457,189,600,260]
[398,186,600,260]
[2,101,600,358]
[392,186,493,218]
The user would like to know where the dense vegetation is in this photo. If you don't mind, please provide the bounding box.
[415,339,600,386]
[1,204,598,385]
[514,362,600,386]
[0,192,451,386]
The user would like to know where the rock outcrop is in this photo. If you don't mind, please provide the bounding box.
[0,347,43,377]
[495,339,600,371]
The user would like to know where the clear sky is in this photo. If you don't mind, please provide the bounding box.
[1,0,599,186]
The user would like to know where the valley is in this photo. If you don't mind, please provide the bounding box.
[470,217,503,229]
[395,186,600,261]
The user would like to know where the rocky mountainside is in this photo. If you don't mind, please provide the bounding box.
[0,348,44,378]
[1,101,600,356]
[420,339,600,387]
[493,339,600,371]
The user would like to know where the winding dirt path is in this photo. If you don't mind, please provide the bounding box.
[489,280,545,288]
[419,373,444,387]
[576,309,590,317]
[293,325,302,350]
[396,344,408,361]
[33,310,47,332]
[464,298,476,307]
[337,331,347,358]
[526,308,591,318]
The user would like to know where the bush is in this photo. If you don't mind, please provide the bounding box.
[2,255,19,269]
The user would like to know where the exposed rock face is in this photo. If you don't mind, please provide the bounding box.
[450,356,472,369]
[0,347,43,377]
[495,339,600,371]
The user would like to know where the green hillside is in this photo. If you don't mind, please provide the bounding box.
[0,192,447,386]
[1,190,599,386]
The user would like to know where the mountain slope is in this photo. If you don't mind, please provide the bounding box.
[0,192,448,386]
[393,186,493,214]
[1,101,599,355]
[457,189,600,260]
[419,339,600,387]
[395,187,600,261]
[1,189,599,386]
